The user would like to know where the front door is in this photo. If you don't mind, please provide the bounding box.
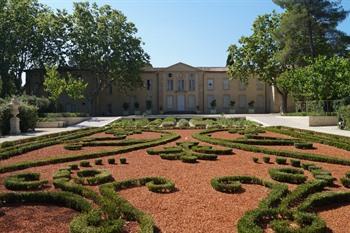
[177,95,185,111]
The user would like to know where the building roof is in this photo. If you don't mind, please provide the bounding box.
[143,62,227,72]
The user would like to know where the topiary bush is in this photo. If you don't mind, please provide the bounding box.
[76,169,114,185]
[290,159,301,167]
[4,173,48,190]
[253,157,259,163]
[95,159,103,165]
[276,157,287,165]
[294,142,314,149]
[269,167,307,184]
[69,164,79,170]
[80,161,90,167]
[108,158,115,164]
[263,156,270,163]
[120,158,127,164]
[145,177,176,193]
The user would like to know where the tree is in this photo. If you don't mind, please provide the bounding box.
[227,12,291,113]
[68,2,150,114]
[273,0,349,64]
[43,67,87,111]
[279,56,350,103]
[0,0,52,97]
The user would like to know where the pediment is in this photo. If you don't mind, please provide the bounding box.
[164,62,200,72]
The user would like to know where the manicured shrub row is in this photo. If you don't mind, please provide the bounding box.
[211,176,243,193]
[159,153,181,160]
[244,134,280,140]
[82,138,150,147]
[268,167,307,184]
[147,147,182,155]
[82,136,125,142]
[191,152,217,160]
[108,158,115,164]
[298,191,350,212]
[237,208,326,233]
[181,155,197,163]
[294,142,314,149]
[279,180,327,210]
[303,164,335,186]
[95,159,103,165]
[4,173,48,190]
[76,169,114,185]
[80,161,90,167]
[0,127,103,160]
[191,145,232,155]
[0,130,180,173]
[53,168,71,180]
[267,126,350,151]
[64,143,83,150]
[0,191,92,213]
[70,209,124,233]
[69,164,79,170]
[146,177,176,193]
[192,129,350,166]
[120,158,127,164]
[340,172,350,188]
[233,139,297,146]
[176,141,199,149]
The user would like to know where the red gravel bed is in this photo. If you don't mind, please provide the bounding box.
[317,204,350,233]
[0,204,77,233]
[1,129,350,232]
[127,131,162,140]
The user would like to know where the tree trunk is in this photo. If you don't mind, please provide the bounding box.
[306,6,316,58]
[276,88,288,114]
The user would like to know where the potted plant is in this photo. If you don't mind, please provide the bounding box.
[122,102,129,116]
[248,100,255,113]
[196,105,201,114]
[159,106,164,115]
[145,100,152,115]
[134,102,140,115]
[229,100,236,114]
[210,99,217,114]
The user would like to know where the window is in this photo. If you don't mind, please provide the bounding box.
[207,95,215,109]
[239,95,247,108]
[239,80,246,91]
[208,79,214,90]
[188,95,196,110]
[223,95,230,108]
[166,95,174,109]
[168,73,172,78]
[189,79,195,91]
[223,79,230,90]
[146,80,152,91]
[256,80,264,90]
[178,80,185,91]
[167,79,174,91]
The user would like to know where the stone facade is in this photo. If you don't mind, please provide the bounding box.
[25,62,294,115]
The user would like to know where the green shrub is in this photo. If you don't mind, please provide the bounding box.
[211,176,243,193]
[338,105,350,130]
[69,164,79,170]
[269,167,307,184]
[53,168,71,180]
[341,172,350,188]
[95,159,103,165]
[76,169,114,185]
[108,158,115,164]
[276,157,287,165]
[4,173,48,190]
[145,177,175,193]
[80,161,90,167]
[160,153,181,160]
[176,119,189,128]
[181,155,197,163]
[120,158,127,164]
[263,156,270,163]
[19,103,38,132]
[64,143,82,150]
[294,142,314,149]
[290,159,301,167]
[192,153,217,160]
[253,157,259,163]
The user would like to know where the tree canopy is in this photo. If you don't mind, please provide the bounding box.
[0,0,149,101]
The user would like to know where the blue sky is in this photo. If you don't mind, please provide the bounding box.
[39,0,350,67]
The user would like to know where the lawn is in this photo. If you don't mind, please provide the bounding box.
[1,117,350,233]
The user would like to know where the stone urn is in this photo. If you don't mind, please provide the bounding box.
[10,97,21,135]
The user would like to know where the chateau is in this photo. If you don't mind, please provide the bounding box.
[25,62,293,115]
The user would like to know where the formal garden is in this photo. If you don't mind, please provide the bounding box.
[1,117,350,232]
